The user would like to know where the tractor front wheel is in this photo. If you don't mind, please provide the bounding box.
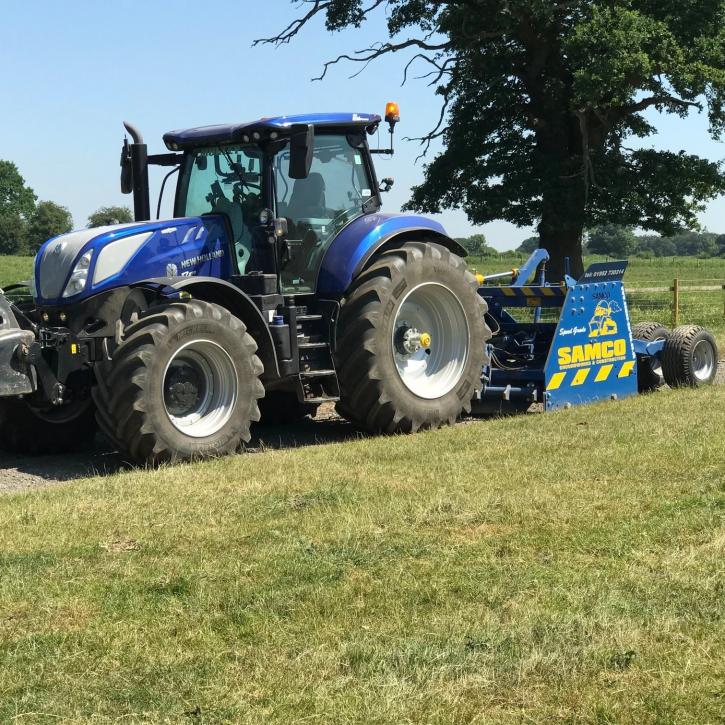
[335,242,491,433]
[93,300,264,465]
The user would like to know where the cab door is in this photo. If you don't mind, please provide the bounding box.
[274,133,374,293]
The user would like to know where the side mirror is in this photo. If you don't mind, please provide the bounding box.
[288,124,314,179]
[120,138,132,194]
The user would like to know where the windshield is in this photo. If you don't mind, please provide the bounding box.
[178,144,263,273]
[274,133,372,292]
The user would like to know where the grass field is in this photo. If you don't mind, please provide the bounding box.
[0,255,33,289]
[0,386,723,722]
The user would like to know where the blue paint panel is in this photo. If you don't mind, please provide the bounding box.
[316,213,447,296]
[37,216,233,306]
[544,274,637,410]
[577,260,629,283]
[164,113,382,149]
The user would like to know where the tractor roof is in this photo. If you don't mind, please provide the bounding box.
[163,113,381,150]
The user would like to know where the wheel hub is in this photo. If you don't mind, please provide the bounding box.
[692,339,715,381]
[391,282,470,399]
[164,364,206,417]
[395,323,433,355]
[162,339,238,438]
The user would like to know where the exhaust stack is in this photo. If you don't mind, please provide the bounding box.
[120,121,151,222]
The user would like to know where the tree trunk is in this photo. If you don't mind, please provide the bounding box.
[538,220,584,281]
[535,148,587,282]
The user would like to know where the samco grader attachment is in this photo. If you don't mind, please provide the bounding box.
[0,106,718,464]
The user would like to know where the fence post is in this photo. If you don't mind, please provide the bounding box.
[672,277,680,327]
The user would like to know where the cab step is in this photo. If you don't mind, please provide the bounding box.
[298,341,329,349]
[304,396,340,404]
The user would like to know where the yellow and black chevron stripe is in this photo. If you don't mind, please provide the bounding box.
[547,360,635,390]
[497,286,566,298]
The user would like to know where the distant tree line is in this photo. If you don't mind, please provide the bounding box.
[513,226,725,259]
[0,159,132,256]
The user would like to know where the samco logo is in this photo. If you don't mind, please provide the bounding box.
[588,300,622,338]
[558,338,628,367]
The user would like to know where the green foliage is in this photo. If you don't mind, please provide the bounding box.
[263,1,725,277]
[588,227,723,258]
[0,160,36,254]
[454,232,494,256]
[718,234,725,256]
[25,201,73,255]
[587,224,637,256]
[87,205,133,228]
[517,236,539,254]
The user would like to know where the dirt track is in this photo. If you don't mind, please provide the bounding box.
[1,361,723,496]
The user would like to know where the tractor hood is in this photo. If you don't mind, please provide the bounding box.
[33,216,233,306]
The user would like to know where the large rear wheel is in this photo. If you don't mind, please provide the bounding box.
[335,242,491,433]
[93,300,264,464]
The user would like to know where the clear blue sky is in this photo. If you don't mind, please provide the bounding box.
[1,0,722,250]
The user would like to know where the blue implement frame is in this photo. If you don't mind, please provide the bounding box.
[475,254,653,412]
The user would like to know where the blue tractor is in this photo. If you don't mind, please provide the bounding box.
[0,107,718,463]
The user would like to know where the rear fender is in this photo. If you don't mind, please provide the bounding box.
[160,277,279,379]
[317,214,466,296]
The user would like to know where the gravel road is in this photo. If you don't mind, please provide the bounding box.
[2,361,723,496]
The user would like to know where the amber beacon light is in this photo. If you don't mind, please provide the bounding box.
[385,102,400,129]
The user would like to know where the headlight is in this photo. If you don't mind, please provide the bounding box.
[62,250,93,298]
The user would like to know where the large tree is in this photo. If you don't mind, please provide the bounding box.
[257,0,725,278]
[0,160,36,255]
[25,200,73,254]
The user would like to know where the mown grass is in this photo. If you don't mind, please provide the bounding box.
[0,256,33,289]
[1,386,723,723]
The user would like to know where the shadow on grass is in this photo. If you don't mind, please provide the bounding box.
[0,409,369,492]
[4,357,723,492]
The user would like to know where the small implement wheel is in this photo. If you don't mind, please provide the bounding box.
[93,300,264,464]
[335,242,491,433]
[631,321,669,392]
[0,397,96,455]
[661,325,719,388]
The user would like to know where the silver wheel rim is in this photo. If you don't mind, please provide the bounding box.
[648,337,665,379]
[163,339,237,437]
[392,282,470,399]
[692,339,715,382]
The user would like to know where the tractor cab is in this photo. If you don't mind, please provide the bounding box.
[155,112,391,294]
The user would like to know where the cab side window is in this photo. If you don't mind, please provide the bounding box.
[182,146,263,273]
[275,134,371,291]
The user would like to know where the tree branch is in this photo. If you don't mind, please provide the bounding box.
[312,39,452,81]
[405,87,453,162]
[253,1,331,46]
[402,54,456,86]
[616,94,702,116]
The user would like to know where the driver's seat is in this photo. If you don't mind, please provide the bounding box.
[286,173,327,219]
